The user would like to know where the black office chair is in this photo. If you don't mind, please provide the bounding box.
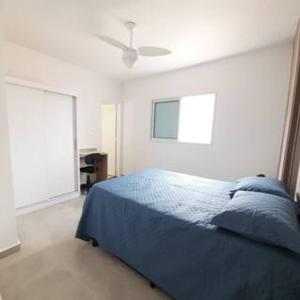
[80,153,102,192]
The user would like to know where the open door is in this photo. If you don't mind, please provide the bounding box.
[279,21,300,198]
[101,104,120,177]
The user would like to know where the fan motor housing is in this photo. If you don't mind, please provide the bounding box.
[123,49,138,68]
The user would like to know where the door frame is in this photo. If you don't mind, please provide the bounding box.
[278,22,300,198]
[101,103,121,177]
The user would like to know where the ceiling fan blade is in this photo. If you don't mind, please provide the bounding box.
[138,46,171,56]
[96,35,128,51]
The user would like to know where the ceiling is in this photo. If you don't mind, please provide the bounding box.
[4,0,300,82]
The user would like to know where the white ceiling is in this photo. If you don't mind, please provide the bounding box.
[4,0,300,82]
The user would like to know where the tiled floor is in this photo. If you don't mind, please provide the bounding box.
[0,197,170,300]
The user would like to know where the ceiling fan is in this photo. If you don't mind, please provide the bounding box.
[97,21,171,68]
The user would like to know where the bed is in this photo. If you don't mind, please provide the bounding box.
[76,169,300,300]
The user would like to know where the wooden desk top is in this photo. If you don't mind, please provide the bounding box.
[79,148,107,158]
[80,152,107,158]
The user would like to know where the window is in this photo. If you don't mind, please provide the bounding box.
[152,94,215,144]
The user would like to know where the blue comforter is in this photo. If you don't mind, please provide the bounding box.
[76,169,300,299]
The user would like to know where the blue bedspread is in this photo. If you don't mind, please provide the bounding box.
[76,169,300,299]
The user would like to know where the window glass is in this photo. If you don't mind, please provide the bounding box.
[153,100,179,139]
[178,94,215,144]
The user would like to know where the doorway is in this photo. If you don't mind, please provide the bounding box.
[101,104,120,177]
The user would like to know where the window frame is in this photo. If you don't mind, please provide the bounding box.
[151,98,181,141]
[151,93,216,145]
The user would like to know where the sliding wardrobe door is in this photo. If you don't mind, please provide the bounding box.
[45,91,76,198]
[7,84,48,208]
[7,83,77,209]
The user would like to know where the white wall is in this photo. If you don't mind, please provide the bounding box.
[122,42,293,181]
[0,1,18,251]
[4,41,122,151]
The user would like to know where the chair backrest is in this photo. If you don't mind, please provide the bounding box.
[85,153,102,166]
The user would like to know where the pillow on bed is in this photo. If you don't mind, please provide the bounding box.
[229,176,291,200]
[211,191,300,255]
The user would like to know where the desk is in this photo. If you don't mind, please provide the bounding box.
[80,149,108,184]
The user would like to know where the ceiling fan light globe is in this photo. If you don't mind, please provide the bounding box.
[122,49,138,68]
[125,21,136,31]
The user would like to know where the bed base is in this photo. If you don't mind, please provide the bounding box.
[89,238,157,289]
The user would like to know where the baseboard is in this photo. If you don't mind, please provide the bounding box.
[0,240,21,259]
[16,191,80,216]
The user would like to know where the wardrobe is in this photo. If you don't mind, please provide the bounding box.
[6,80,78,209]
